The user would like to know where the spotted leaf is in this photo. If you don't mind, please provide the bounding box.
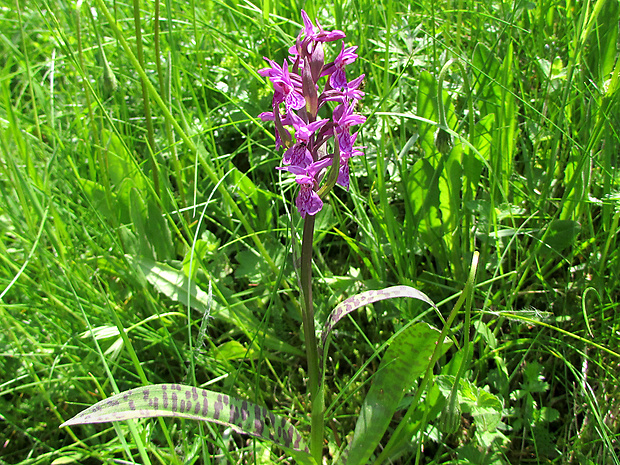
[61,384,313,463]
[320,285,437,356]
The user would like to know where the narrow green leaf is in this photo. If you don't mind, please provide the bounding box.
[341,323,443,465]
[60,384,314,464]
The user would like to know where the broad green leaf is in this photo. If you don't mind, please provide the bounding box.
[129,188,154,259]
[560,156,590,221]
[79,178,121,224]
[235,249,269,283]
[472,44,502,117]
[539,219,581,254]
[320,285,437,357]
[585,0,619,84]
[498,41,516,196]
[129,256,302,355]
[60,384,314,464]
[416,70,439,157]
[129,255,211,314]
[103,129,146,192]
[212,340,257,360]
[146,196,174,260]
[436,376,504,432]
[340,323,443,465]
[229,166,276,227]
[406,157,441,222]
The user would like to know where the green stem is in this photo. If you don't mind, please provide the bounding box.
[131,0,160,197]
[300,215,323,463]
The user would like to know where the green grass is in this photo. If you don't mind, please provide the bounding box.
[1,0,619,463]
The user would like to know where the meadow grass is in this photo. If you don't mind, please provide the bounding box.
[1,0,619,463]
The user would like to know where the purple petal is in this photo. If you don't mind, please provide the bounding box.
[301,10,315,37]
[337,159,350,190]
[296,185,323,217]
[286,91,306,111]
[306,157,332,178]
[330,68,347,90]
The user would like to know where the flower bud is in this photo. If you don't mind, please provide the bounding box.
[434,127,453,155]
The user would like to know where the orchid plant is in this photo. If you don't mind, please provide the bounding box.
[59,11,468,465]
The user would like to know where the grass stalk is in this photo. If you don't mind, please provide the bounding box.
[131,0,160,197]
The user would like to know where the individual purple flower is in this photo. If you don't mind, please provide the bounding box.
[333,131,364,190]
[300,10,346,45]
[320,74,365,105]
[295,178,323,217]
[259,58,305,112]
[333,102,366,134]
[341,74,365,102]
[322,44,359,89]
[337,146,364,190]
[293,10,346,82]
[278,158,332,217]
[338,130,358,153]
[289,113,329,145]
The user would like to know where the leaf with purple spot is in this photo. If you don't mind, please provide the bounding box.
[320,285,437,357]
[61,384,314,464]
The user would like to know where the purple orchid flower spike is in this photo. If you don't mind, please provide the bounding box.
[256,18,368,460]
[259,9,366,218]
